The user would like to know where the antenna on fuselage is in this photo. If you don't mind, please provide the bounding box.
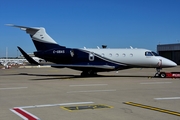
[102,45,107,49]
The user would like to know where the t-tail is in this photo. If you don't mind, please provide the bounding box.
[7,24,65,51]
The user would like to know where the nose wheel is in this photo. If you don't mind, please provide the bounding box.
[155,67,166,78]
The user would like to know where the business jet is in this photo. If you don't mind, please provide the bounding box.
[7,24,177,77]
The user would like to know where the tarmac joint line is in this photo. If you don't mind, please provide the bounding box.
[124,102,180,116]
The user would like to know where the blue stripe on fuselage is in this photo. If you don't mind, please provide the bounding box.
[32,39,65,51]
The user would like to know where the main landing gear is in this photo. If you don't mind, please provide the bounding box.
[81,71,98,77]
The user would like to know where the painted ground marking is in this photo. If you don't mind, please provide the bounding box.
[10,102,94,120]
[10,108,39,120]
[69,84,108,87]
[140,82,172,84]
[61,104,113,111]
[154,97,180,100]
[124,102,180,116]
[0,87,28,90]
[67,89,116,93]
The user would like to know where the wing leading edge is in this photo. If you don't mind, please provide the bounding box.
[51,64,115,70]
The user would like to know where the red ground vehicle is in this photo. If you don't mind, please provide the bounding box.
[158,72,180,78]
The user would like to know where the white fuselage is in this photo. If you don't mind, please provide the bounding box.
[83,48,176,68]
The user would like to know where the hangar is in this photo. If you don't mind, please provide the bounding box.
[157,43,180,65]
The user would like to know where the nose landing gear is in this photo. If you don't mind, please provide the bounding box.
[155,67,166,78]
[154,59,164,77]
[155,67,162,77]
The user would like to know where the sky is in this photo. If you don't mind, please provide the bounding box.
[0,0,180,57]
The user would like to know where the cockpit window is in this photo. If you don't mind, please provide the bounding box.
[145,51,153,56]
[145,51,160,56]
[151,51,159,56]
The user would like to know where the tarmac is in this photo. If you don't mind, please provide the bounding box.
[0,66,180,120]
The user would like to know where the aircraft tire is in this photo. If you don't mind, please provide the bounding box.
[154,73,160,77]
[160,72,166,78]
[81,71,97,77]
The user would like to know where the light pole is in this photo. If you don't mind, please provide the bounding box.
[6,47,8,59]
[17,49,19,58]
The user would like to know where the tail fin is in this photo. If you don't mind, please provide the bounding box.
[17,46,40,65]
[7,24,65,51]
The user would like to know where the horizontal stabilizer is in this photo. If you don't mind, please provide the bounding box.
[17,46,40,65]
[6,24,40,31]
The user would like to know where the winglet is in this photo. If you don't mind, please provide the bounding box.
[17,46,40,65]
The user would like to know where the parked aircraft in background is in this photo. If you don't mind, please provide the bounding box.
[8,24,177,77]
[0,56,44,69]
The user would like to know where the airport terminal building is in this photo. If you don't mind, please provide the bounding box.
[157,43,180,65]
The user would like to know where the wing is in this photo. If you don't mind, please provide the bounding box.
[51,64,115,69]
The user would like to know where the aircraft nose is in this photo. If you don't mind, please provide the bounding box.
[161,57,177,67]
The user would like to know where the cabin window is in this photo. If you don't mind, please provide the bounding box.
[109,53,112,57]
[101,53,105,57]
[116,53,119,57]
[130,53,133,57]
[145,51,153,56]
[122,53,126,57]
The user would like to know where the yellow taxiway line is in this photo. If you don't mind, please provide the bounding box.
[124,102,180,116]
